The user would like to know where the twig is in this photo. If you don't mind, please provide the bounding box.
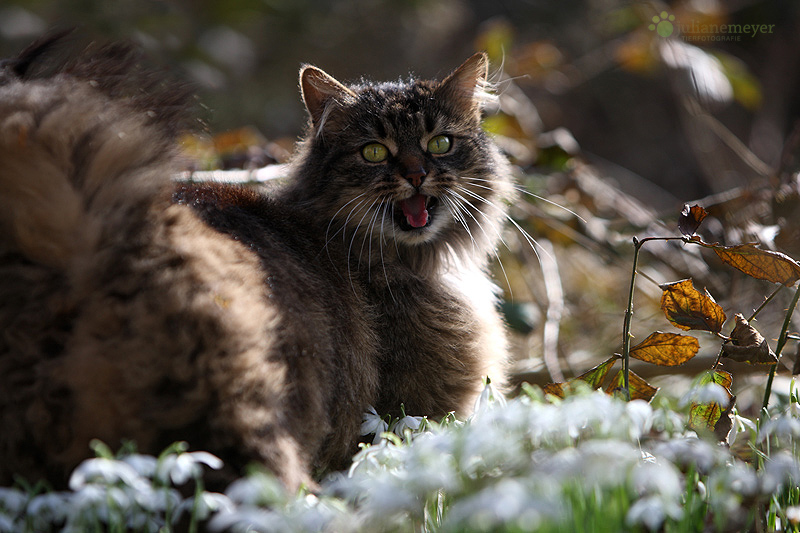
[761,284,800,411]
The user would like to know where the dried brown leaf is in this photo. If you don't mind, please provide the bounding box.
[542,355,619,398]
[713,243,800,287]
[604,369,659,402]
[721,313,778,365]
[678,204,708,236]
[630,331,700,366]
[659,279,726,333]
[688,370,734,433]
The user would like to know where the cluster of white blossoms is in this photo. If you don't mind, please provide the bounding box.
[3,383,800,532]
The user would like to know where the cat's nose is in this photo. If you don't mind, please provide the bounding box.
[402,164,427,188]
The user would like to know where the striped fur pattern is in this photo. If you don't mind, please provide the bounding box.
[0,35,512,490]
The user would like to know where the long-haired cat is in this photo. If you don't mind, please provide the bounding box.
[0,34,513,490]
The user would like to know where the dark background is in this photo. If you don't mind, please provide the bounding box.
[2,0,798,202]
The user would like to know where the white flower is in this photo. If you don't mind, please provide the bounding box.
[121,454,158,478]
[758,414,800,444]
[156,450,223,485]
[632,462,682,499]
[225,471,287,507]
[626,495,683,531]
[69,458,149,492]
[360,406,389,444]
[761,451,800,494]
[0,515,15,533]
[679,382,730,407]
[445,478,558,531]
[391,414,423,439]
[652,437,722,474]
[26,492,70,529]
[473,378,507,414]
[176,491,235,522]
[0,487,27,515]
[625,400,654,440]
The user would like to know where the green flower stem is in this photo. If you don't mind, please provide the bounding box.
[761,283,800,411]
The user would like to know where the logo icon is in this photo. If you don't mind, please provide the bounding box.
[649,11,676,37]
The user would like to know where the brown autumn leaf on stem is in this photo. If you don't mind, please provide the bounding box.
[605,369,659,402]
[688,369,734,434]
[629,331,700,366]
[542,354,619,398]
[721,313,778,365]
[678,204,708,236]
[660,278,726,333]
[712,243,800,287]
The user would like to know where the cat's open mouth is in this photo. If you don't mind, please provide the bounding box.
[396,193,439,231]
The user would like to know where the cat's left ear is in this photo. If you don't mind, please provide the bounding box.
[300,65,356,129]
[436,52,490,121]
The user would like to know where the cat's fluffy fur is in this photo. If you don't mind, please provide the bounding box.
[0,34,512,490]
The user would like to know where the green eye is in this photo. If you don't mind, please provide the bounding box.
[362,143,389,162]
[427,135,452,155]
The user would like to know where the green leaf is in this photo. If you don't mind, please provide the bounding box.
[688,370,734,433]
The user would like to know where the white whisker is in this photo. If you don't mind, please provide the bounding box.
[460,176,585,223]
[320,193,367,263]
[454,184,545,263]
[444,189,512,295]
[378,202,396,303]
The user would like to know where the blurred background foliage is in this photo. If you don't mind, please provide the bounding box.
[3,0,800,411]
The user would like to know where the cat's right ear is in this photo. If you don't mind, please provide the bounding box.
[300,66,356,129]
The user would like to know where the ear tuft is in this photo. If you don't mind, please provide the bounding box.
[299,66,356,128]
[436,52,492,120]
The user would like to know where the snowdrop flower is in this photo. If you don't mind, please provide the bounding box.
[289,493,358,533]
[361,406,389,444]
[121,453,158,478]
[0,487,27,515]
[176,491,236,522]
[445,478,558,531]
[208,506,289,533]
[632,461,682,499]
[0,515,14,533]
[69,458,149,492]
[625,400,654,440]
[547,440,640,487]
[472,377,507,415]
[67,483,133,525]
[758,413,800,444]
[155,450,223,485]
[626,495,683,531]
[391,414,424,441]
[761,450,800,494]
[728,412,757,446]
[652,437,723,474]
[706,460,759,516]
[25,492,70,530]
[679,382,730,408]
[225,471,288,507]
[400,433,459,493]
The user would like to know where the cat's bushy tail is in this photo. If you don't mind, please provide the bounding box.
[0,35,311,490]
[0,34,189,267]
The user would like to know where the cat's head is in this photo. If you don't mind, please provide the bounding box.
[292,54,513,270]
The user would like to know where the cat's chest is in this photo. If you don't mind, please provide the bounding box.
[367,267,492,360]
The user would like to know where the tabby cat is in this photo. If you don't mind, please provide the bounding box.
[0,34,513,490]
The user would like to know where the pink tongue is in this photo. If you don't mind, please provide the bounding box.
[400,194,429,228]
